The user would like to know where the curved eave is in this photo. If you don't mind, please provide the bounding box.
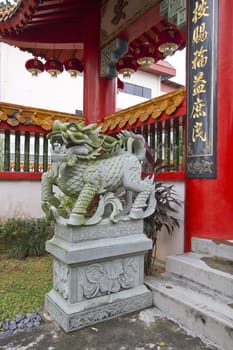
[0,0,39,35]
[0,0,97,35]
[0,0,98,61]
[0,101,85,132]
[101,88,186,133]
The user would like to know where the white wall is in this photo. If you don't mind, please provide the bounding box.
[0,180,44,219]
[165,48,186,85]
[0,43,83,113]
[117,70,161,110]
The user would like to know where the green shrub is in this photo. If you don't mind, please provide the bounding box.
[0,217,54,259]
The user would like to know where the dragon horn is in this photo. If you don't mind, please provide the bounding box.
[81,123,98,131]
[53,120,63,131]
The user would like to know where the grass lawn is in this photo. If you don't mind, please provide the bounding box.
[0,255,53,322]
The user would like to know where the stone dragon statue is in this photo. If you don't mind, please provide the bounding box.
[41,120,156,226]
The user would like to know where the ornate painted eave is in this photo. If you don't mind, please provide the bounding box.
[0,0,92,35]
[0,0,21,19]
[0,101,84,131]
[0,0,97,63]
[101,88,186,133]
[0,0,37,31]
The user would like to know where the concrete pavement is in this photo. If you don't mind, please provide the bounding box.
[0,307,220,350]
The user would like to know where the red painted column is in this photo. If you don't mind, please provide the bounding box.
[83,5,116,124]
[185,0,233,251]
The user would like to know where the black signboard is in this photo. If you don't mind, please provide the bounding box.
[187,0,218,178]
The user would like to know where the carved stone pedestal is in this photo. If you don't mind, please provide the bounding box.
[45,219,152,332]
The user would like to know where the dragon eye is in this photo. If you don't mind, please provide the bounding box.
[69,126,77,132]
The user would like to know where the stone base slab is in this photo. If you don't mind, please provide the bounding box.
[45,221,152,332]
[45,286,152,332]
[46,233,151,264]
[54,219,143,243]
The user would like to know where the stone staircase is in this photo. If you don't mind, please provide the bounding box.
[145,238,233,350]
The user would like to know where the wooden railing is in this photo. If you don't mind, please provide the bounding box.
[0,88,186,181]
[124,116,185,176]
[0,129,50,173]
[102,88,186,180]
[0,102,84,179]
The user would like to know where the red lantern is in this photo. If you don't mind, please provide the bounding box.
[45,59,63,78]
[134,42,155,67]
[25,58,44,77]
[116,55,138,78]
[117,77,125,92]
[64,58,83,78]
[158,28,183,57]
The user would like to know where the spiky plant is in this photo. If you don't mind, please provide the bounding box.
[143,146,181,275]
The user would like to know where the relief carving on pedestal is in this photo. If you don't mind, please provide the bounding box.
[53,259,70,300]
[69,293,152,330]
[82,258,138,299]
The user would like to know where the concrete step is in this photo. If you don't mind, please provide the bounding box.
[166,252,233,298]
[146,273,233,350]
[192,238,233,261]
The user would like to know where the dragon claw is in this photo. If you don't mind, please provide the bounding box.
[67,213,86,226]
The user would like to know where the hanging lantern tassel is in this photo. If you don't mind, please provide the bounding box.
[25,58,44,77]
[158,28,183,57]
[45,59,63,78]
[64,58,83,78]
[134,42,155,67]
[116,55,138,78]
[117,77,125,92]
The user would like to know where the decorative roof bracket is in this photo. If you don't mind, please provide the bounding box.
[100,38,128,79]
[160,0,186,31]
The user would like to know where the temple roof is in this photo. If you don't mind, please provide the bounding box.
[0,0,97,62]
[0,1,186,64]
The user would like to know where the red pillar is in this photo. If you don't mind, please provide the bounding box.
[185,0,233,251]
[83,5,116,124]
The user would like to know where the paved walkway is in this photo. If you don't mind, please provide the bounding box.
[0,307,220,350]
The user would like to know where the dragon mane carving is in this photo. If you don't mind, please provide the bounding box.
[41,120,156,226]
